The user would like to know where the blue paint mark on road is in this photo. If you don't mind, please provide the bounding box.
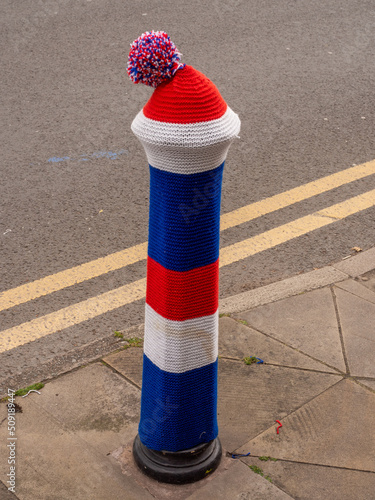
[48,149,128,163]
[48,156,70,163]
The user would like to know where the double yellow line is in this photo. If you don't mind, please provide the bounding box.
[1,160,375,352]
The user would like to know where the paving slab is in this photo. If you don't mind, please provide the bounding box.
[103,346,143,387]
[185,460,293,500]
[0,397,153,500]
[27,362,141,455]
[217,358,341,451]
[335,279,375,304]
[234,287,346,372]
[243,457,375,500]
[219,317,338,373]
[237,379,375,472]
[333,248,375,277]
[334,287,375,378]
[0,480,18,499]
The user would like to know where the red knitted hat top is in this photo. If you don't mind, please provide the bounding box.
[143,65,228,124]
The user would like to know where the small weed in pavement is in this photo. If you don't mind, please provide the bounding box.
[237,319,248,325]
[259,456,277,462]
[249,465,272,483]
[114,331,124,339]
[219,313,231,318]
[243,356,258,365]
[15,383,44,397]
[123,337,143,348]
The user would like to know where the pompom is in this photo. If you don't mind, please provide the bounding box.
[127,31,185,88]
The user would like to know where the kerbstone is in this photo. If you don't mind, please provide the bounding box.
[335,287,375,378]
[360,269,375,294]
[219,266,348,314]
[333,248,375,277]
[237,379,375,472]
[219,317,338,373]
[234,287,346,372]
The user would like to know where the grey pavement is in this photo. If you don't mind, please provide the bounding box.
[0,249,374,499]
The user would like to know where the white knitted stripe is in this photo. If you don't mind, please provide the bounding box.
[131,107,241,174]
[144,304,218,374]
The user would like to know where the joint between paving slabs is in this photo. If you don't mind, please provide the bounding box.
[219,354,343,377]
[239,456,375,475]
[350,378,375,395]
[336,279,375,307]
[100,359,141,391]
[330,285,351,375]
[230,317,345,375]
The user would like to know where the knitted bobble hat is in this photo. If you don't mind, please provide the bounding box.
[128,31,241,173]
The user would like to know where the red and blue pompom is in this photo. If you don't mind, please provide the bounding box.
[127,31,185,88]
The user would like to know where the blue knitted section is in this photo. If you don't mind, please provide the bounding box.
[139,354,218,451]
[148,162,224,272]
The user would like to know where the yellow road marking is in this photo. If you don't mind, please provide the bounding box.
[220,159,375,229]
[1,188,374,353]
[1,160,375,312]
[0,243,148,313]
[220,189,375,266]
[0,279,146,352]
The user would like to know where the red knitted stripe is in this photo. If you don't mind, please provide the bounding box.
[146,256,219,321]
[143,65,227,123]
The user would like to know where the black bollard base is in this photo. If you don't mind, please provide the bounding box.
[133,434,222,484]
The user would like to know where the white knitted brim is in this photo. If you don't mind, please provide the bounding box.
[132,107,241,174]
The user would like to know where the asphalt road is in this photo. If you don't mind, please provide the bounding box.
[1,0,374,388]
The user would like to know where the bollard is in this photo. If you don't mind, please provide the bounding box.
[128,31,241,484]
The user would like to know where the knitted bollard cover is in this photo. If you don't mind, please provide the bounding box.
[128,31,241,452]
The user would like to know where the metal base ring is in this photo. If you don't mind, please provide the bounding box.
[133,434,222,484]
